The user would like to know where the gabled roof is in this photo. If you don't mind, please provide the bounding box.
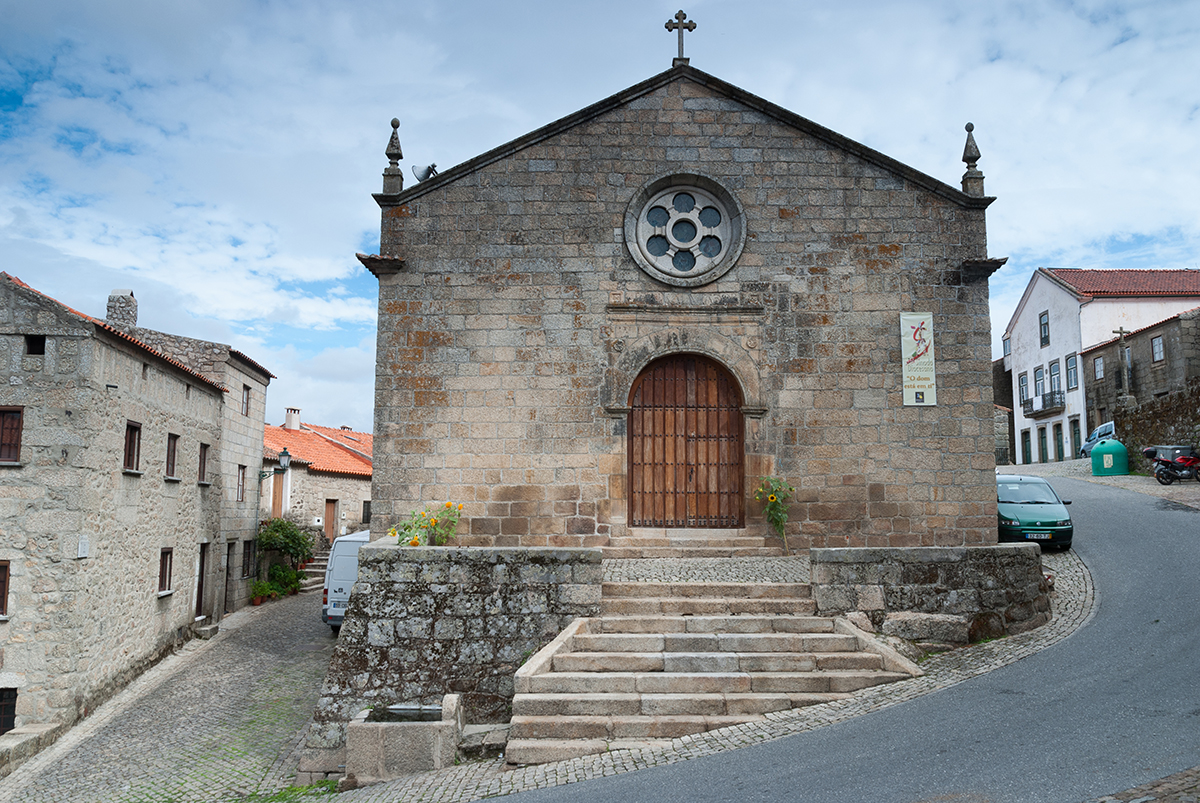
[1046,268,1200,297]
[1080,304,1200,355]
[1,272,227,393]
[377,64,992,212]
[300,422,373,459]
[263,424,372,478]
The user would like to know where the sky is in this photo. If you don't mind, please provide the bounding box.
[2,0,1198,432]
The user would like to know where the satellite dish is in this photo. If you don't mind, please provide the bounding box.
[412,164,439,182]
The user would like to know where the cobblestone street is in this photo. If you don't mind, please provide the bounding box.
[0,592,334,803]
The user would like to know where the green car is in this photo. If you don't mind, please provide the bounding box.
[996,474,1073,551]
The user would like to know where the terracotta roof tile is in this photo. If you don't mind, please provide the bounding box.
[1047,268,1200,297]
[263,424,372,477]
[300,422,373,458]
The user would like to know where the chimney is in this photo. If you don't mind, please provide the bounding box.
[106,290,137,330]
[284,407,301,430]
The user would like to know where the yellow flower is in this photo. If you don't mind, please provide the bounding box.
[420,511,426,517]
[768,494,777,503]
[409,536,419,546]
[457,503,464,511]
[445,501,453,509]
[431,518,438,526]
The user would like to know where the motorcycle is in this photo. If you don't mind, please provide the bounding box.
[1141,446,1200,485]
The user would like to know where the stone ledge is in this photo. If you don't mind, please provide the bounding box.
[0,723,65,780]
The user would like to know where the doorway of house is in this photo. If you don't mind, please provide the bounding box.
[628,354,744,528]
[324,500,338,545]
[224,542,236,615]
[196,542,208,619]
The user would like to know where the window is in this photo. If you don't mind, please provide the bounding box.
[1066,355,1078,390]
[158,548,173,592]
[236,465,246,502]
[1152,336,1164,362]
[198,443,210,483]
[0,408,22,463]
[165,433,179,478]
[25,335,46,355]
[1039,312,1050,347]
[0,560,8,616]
[242,540,256,578]
[1049,362,1061,392]
[1094,356,1105,380]
[0,689,15,735]
[1002,337,1011,356]
[124,421,142,471]
[241,385,251,416]
[1034,367,1045,397]
[362,500,372,525]
[1018,374,1028,403]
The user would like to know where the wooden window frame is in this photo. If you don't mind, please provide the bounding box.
[0,407,22,463]
[242,540,256,578]
[1034,366,1045,397]
[1039,311,1050,347]
[362,500,372,525]
[1094,356,1105,380]
[236,465,246,502]
[1066,355,1078,390]
[1049,362,1061,392]
[0,688,15,736]
[1018,374,1028,403]
[124,421,142,472]
[198,443,210,483]
[165,433,179,479]
[158,548,173,593]
[0,560,9,616]
[1152,335,1164,362]
[241,385,251,416]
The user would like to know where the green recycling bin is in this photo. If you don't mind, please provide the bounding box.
[1091,438,1128,476]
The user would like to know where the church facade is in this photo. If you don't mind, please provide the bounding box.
[360,64,1004,551]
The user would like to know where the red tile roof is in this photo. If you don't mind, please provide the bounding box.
[301,422,373,459]
[1,273,227,393]
[264,424,372,477]
[1046,268,1200,297]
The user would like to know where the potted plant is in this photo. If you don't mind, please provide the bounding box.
[250,580,272,605]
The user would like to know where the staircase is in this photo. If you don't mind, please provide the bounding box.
[603,528,785,559]
[505,581,921,765]
[300,546,329,593]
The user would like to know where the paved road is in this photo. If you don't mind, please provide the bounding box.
[498,477,1200,803]
[0,592,335,803]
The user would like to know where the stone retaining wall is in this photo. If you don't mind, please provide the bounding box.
[811,545,1050,647]
[300,545,602,780]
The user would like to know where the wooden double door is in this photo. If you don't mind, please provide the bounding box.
[628,354,744,528]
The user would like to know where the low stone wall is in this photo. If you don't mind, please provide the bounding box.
[299,545,602,782]
[811,545,1050,647]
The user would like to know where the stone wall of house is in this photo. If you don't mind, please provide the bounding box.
[810,545,1050,647]
[370,72,999,550]
[300,545,602,777]
[271,468,373,537]
[0,286,224,734]
[1116,378,1200,462]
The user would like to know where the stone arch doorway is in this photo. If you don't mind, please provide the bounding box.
[627,353,744,528]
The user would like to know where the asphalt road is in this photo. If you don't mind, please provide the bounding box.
[507,478,1200,803]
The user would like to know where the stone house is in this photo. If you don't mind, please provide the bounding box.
[1001,268,1200,463]
[359,63,1006,550]
[261,407,373,545]
[0,274,270,764]
[1082,305,1200,431]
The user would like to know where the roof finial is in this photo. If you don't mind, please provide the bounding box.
[382,117,403,194]
[665,10,696,67]
[960,122,985,197]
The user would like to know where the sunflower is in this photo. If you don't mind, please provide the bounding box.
[768,494,777,503]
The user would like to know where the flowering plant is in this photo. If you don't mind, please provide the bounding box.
[389,502,464,546]
[754,477,795,554]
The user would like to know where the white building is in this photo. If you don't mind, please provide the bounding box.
[1001,268,1200,463]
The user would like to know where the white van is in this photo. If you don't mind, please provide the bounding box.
[322,529,370,633]
[1080,421,1115,458]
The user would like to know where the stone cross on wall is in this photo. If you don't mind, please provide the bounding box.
[666,10,696,66]
[1113,326,1136,404]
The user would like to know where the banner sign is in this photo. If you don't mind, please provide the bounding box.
[901,312,937,406]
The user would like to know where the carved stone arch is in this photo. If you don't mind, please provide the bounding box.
[605,327,763,412]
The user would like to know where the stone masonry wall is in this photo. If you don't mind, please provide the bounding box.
[371,70,999,551]
[1117,378,1200,461]
[0,285,224,732]
[302,545,601,776]
[271,468,372,536]
[811,545,1050,646]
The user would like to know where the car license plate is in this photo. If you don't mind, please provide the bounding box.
[1026,533,1051,540]
[331,601,344,609]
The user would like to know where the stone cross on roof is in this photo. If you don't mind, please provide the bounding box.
[666,10,696,67]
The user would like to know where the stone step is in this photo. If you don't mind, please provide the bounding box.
[509,713,767,741]
[600,597,815,616]
[606,536,776,548]
[601,546,785,559]
[572,631,865,655]
[518,670,861,698]
[513,688,857,718]
[595,615,833,635]
[602,582,811,600]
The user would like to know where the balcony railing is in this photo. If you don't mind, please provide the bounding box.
[1022,390,1066,419]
